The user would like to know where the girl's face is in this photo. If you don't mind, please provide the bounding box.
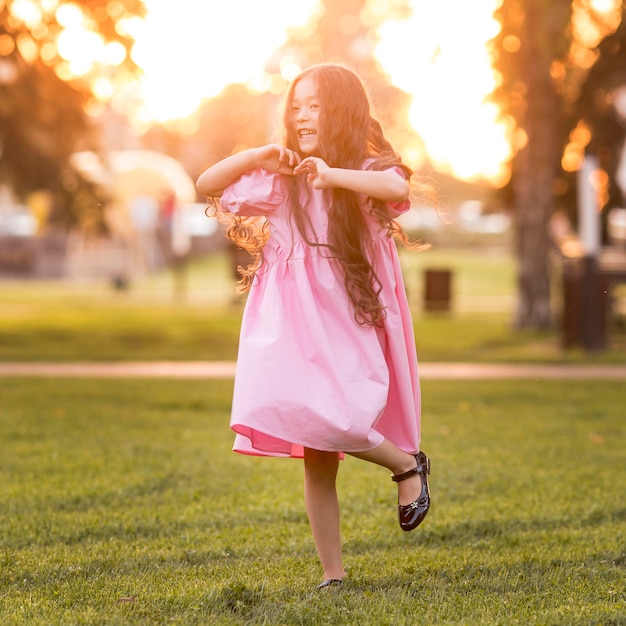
[291,75,321,156]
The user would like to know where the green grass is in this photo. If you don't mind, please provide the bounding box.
[1,248,625,363]
[1,377,624,625]
[0,253,244,362]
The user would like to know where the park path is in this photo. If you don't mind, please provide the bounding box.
[1,361,626,379]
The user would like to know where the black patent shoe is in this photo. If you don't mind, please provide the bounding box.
[391,451,431,532]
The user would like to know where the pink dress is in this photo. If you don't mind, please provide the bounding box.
[220,166,421,458]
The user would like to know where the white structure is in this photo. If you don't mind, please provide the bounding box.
[68,150,208,279]
[577,154,602,257]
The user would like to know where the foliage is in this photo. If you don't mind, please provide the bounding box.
[577,9,626,214]
[0,52,103,230]
[490,1,623,330]
[0,0,144,231]
[0,376,624,624]
[193,85,278,164]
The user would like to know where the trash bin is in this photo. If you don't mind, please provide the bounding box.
[424,268,452,312]
[561,256,609,351]
[561,258,583,349]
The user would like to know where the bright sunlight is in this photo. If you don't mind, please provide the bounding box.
[9,0,511,183]
[372,0,513,186]
[13,0,621,185]
[129,0,320,124]
[127,0,511,184]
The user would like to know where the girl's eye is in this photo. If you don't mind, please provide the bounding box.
[311,103,320,110]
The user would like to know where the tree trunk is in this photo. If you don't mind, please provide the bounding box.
[512,0,564,329]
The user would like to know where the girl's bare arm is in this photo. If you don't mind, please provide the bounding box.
[196,145,301,196]
[294,157,409,203]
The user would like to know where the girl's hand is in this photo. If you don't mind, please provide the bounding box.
[255,144,301,175]
[294,157,332,189]
[296,160,410,202]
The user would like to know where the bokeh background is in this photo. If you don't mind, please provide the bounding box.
[2,5,626,623]
[1,0,626,351]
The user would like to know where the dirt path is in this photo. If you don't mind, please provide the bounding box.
[1,361,625,379]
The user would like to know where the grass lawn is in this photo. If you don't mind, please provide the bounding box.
[1,248,625,364]
[1,377,624,625]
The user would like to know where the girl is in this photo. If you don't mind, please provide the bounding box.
[196,63,430,589]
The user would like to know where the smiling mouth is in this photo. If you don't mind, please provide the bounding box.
[299,130,316,138]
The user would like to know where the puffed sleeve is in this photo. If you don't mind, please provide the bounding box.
[385,166,411,218]
[220,168,286,216]
[361,159,411,217]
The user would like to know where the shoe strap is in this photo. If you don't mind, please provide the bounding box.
[391,453,429,483]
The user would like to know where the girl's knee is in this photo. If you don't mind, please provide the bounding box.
[304,448,339,464]
[304,448,340,478]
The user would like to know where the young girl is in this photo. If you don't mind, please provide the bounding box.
[196,63,430,589]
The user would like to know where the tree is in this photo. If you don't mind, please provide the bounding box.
[273,0,414,152]
[577,8,626,221]
[491,0,622,329]
[0,0,144,232]
[491,0,572,329]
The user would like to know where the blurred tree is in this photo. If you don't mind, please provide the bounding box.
[191,85,277,167]
[577,8,626,221]
[190,0,416,191]
[0,0,144,232]
[492,0,572,329]
[274,0,415,154]
[491,0,622,329]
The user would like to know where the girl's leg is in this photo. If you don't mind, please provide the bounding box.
[303,448,346,582]
[349,439,422,506]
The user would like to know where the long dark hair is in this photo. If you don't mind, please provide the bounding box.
[224,63,420,325]
[282,64,414,325]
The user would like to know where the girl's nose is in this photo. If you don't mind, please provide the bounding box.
[296,108,308,122]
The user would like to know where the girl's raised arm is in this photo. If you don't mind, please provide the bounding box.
[294,157,409,203]
[196,145,301,196]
